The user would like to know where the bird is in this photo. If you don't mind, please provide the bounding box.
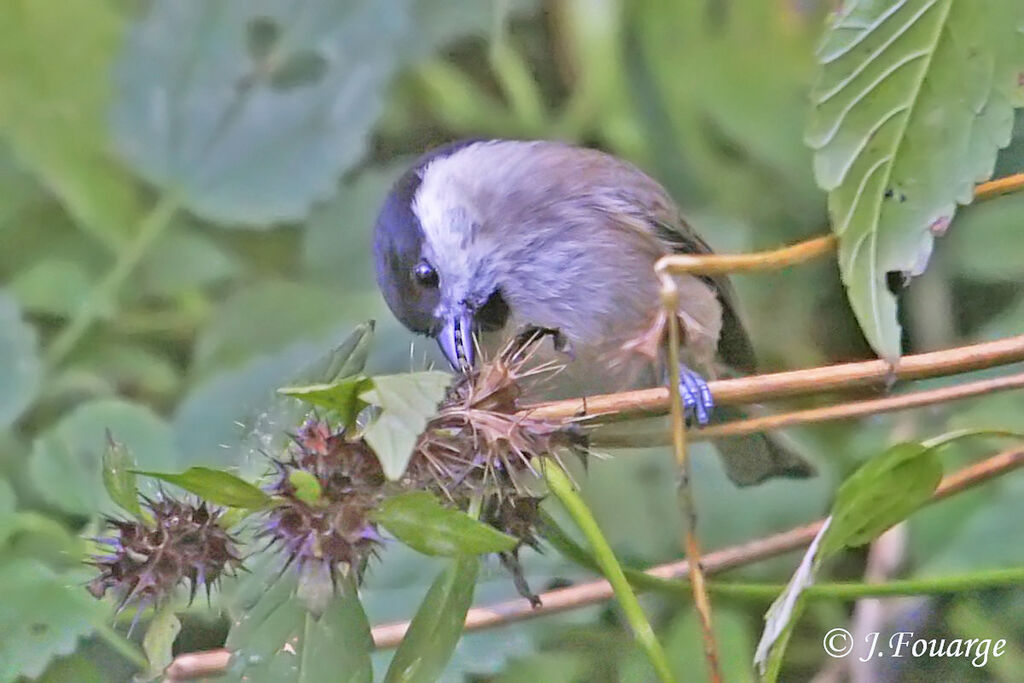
[373,139,813,485]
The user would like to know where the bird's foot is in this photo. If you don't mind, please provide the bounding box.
[677,364,714,426]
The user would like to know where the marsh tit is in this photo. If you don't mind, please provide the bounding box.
[373,139,812,485]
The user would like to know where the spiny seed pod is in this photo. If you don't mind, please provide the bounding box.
[407,329,588,500]
[87,497,242,610]
[258,418,384,588]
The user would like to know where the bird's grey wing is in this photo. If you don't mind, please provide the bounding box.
[650,216,758,375]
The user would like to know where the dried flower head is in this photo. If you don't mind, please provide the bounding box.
[407,329,590,605]
[258,418,385,588]
[87,496,242,610]
[408,328,588,499]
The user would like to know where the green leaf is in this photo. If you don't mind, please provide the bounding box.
[754,518,831,680]
[808,0,1024,358]
[133,467,270,510]
[101,431,141,518]
[0,0,140,250]
[361,372,453,480]
[384,556,479,683]
[755,440,944,677]
[287,321,376,386]
[277,376,372,427]
[0,292,41,429]
[0,559,108,681]
[193,281,350,377]
[36,654,105,683]
[374,492,518,557]
[9,260,102,319]
[29,399,178,516]
[288,469,323,506]
[140,605,181,682]
[822,441,943,555]
[136,228,240,298]
[111,0,413,226]
[303,166,405,285]
[225,568,373,683]
[0,479,14,516]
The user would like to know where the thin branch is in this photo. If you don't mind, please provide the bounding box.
[656,233,836,277]
[660,259,722,680]
[652,172,1024,280]
[692,371,1024,441]
[974,171,1024,201]
[524,333,1024,422]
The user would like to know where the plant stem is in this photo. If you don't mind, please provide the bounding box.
[93,620,149,670]
[660,270,722,682]
[709,568,1024,601]
[45,191,181,368]
[542,460,676,683]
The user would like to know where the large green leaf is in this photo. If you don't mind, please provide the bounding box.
[0,292,40,429]
[28,399,179,516]
[383,556,479,683]
[136,228,240,297]
[110,0,415,226]
[374,492,518,557]
[0,0,140,251]
[808,0,1024,358]
[0,559,108,682]
[224,569,373,683]
[361,372,453,480]
[193,281,350,377]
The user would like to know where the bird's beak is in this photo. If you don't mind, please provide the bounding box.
[437,308,475,372]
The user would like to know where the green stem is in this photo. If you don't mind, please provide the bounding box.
[300,609,315,676]
[543,460,676,683]
[710,567,1024,601]
[93,621,149,670]
[45,192,181,368]
[543,513,1024,601]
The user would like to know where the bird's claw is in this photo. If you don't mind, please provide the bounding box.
[677,365,714,426]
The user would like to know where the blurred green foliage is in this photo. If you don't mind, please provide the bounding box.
[0,0,1023,681]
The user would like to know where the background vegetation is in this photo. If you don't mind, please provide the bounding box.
[0,0,1022,681]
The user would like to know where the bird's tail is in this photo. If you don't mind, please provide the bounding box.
[711,405,815,486]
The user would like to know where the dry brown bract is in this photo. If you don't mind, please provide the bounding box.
[407,329,589,500]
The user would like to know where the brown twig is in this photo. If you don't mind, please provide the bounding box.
[656,233,837,277]
[524,333,1024,422]
[651,172,1024,280]
[660,265,722,680]
[973,171,1024,201]
[692,371,1024,441]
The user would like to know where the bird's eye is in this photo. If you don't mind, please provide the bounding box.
[413,260,439,288]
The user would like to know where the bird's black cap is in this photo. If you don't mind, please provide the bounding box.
[373,139,484,335]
